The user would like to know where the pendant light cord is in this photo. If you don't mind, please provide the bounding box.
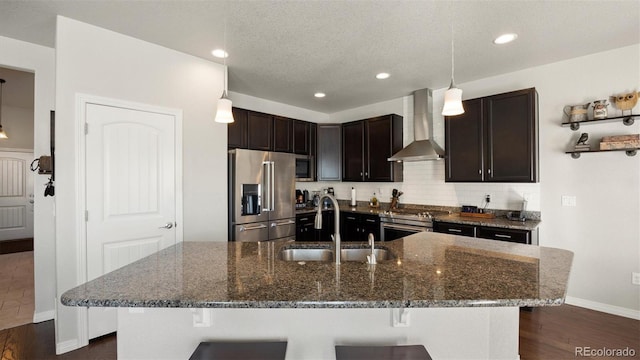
[450,23,455,88]
[223,19,228,97]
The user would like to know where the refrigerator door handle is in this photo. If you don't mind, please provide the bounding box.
[271,219,296,227]
[263,161,272,211]
[270,161,276,212]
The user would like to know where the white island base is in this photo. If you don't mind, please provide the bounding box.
[117,306,520,360]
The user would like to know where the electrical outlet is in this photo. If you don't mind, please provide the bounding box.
[485,194,491,203]
[523,193,532,202]
[561,195,576,207]
[633,272,640,285]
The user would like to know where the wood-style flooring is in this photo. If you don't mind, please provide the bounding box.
[1,305,638,359]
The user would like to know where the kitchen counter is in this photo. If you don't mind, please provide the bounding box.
[434,213,541,231]
[297,204,541,231]
[62,233,572,359]
[61,233,570,309]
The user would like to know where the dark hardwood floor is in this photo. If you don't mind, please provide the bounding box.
[1,305,637,359]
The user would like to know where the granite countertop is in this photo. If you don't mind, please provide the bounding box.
[297,205,540,231]
[433,214,541,231]
[61,233,572,309]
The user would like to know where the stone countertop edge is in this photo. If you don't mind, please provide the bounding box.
[60,236,572,310]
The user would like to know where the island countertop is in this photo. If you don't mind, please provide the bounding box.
[61,232,572,309]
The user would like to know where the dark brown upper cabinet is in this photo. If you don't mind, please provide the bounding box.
[228,107,248,149]
[247,111,273,151]
[342,114,403,182]
[293,120,311,155]
[273,116,293,153]
[317,124,341,181]
[445,88,538,183]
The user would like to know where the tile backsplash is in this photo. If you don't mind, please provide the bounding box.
[297,160,540,212]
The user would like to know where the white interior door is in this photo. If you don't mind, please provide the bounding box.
[0,151,34,241]
[85,103,178,339]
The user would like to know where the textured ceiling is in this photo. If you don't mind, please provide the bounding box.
[0,1,638,113]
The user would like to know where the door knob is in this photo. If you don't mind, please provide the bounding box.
[159,222,174,229]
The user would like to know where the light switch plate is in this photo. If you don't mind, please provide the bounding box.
[561,195,576,207]
[632,272,640,285]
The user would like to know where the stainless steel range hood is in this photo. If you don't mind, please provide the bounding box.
[388,88,444,162]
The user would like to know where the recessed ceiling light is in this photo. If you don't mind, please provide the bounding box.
[493,33,518,45]
[376,72,390,80]
[211,49,229,58]
[314,92,326,98]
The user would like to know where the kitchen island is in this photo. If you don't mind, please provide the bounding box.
[62,232,573,359]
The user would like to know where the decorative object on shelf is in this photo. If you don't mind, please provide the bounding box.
[611,91,639,115]
[0,79,7,139]
[592,99,609,119]
[573,132,591,152]
[599,134,639,150]
[563,102,590,123]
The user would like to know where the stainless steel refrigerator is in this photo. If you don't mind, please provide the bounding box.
[228,149,296,242]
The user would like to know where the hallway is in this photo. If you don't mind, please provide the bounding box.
[0,251,34,331]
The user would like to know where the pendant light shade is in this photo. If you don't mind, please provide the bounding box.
[442,82,464,116]
[215,91,234,123]
[442,24,464,116]
[214,19,234,124]
[0,79,7,139]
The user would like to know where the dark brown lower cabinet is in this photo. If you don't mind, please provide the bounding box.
[340,213,380,242]
[433,221,535,245]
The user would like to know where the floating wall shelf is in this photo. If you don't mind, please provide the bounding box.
[561,114,638,131]
[566,147,638,159]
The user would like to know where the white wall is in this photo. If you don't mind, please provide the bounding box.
[54,16,228,352]
[0,105,34,149]
[0,35,56,323]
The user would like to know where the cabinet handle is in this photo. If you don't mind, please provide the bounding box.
[365,219,376,223]
[299,217,308,221]
[478,169,482,175]
[488,169,492,174]
[360,172,363,176]
[448,228,462,233]
[347,216,356,220]
[495,234,511,239]
[365,172,369,178]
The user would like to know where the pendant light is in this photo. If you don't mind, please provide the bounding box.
[0,79,8,139]
[214,19,234,124]
[442,25,465,116]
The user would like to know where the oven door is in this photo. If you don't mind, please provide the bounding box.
[381,222,430,241]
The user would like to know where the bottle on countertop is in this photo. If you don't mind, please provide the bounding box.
[350,187,357,206]
[370,192,378,207]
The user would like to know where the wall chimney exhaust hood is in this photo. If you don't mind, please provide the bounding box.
[388,88,444,162]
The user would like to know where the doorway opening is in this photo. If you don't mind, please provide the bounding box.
[0,67,35,331]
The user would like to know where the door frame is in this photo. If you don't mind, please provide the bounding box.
[74,94,183,345]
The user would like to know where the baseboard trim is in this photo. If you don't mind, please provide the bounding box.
[33,309,55,323]
[565,296,640,320]
[56,339,82,355]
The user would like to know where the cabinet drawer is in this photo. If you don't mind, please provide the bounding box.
[476,226,530,244]
[433,222,475,237]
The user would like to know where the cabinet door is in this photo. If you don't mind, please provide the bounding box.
[273,116,293,153]
[484,88,537,182]
[360,215,380,241]
[293,120,310,155]
[366,116,401,182]
[342,121,365,181]
[476,226,530,244]
[445,98,484,182]
[340,214,361,241]
[433,222,476,237]
[317,125,341,181]
[228,107,248,149]
[247,111,273,151]
[319,210,334,241]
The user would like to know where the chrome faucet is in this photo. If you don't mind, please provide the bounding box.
[367,233,377,265]
[314,194,341,265]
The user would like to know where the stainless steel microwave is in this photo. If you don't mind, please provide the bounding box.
[295,155,315,182]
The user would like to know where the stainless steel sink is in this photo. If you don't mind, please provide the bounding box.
[279,247,393,262]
